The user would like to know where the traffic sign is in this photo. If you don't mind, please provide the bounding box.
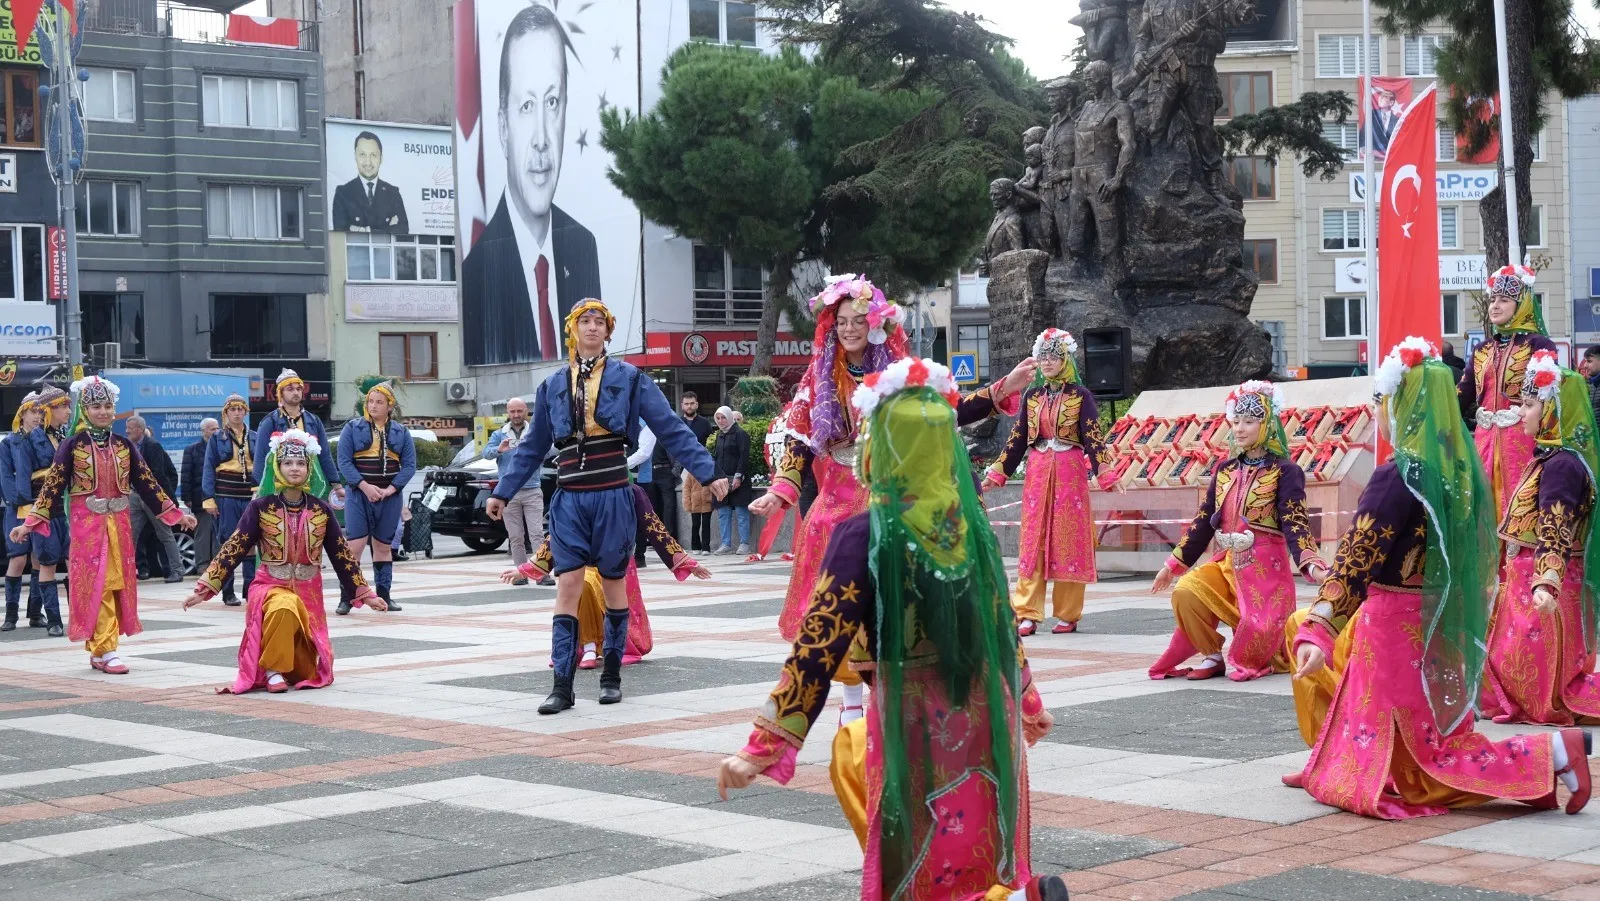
[949,352,979,386]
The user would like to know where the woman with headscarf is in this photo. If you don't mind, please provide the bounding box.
[746,275,1031,723]
[1461,265,1559,517]
[1287,338,1591,819]
[718,359,1066,901]
[9,377,195,674]
[1480,351,1600,724]
[1148,381,1328,681]
[986,329,1116,636]
[182,429,384,693]
[711,405,752,555]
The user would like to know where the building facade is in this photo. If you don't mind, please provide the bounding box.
[1218,0,1572,374]
[1568,94,1600,351]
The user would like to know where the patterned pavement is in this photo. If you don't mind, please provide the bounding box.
[0,550,1595,900]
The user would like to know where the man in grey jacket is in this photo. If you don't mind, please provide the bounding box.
[483,398,541,584]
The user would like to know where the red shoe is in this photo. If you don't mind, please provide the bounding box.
[1558,728,1592,815]
[1149,667,1194,680]
[1024,874,1071,901]
[1148,629,1199,681]
[578,652,598,671]
[1017,620,1037,637]
[1525,790,1560,810]
[90,658,104,672]
[1281,771,1305,788]
[1186,659,1223,681]
[99,658,129,675]
[1052,621,1077,634]
[266,679,288,694]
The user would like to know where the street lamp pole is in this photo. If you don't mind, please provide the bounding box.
[46,0,84,369]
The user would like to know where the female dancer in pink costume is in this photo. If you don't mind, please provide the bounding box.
[182,430,383,693]
[747,275,1030,722]
[1480,351,1600,724]
[1461,265,1557,517]
[1288,338,1591,819]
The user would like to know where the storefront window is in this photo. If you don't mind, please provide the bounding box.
[82,292,145,358]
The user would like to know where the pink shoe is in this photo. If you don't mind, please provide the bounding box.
[1051,621,1077,634]
[1186,659,1223,681]
[1148,629,1199,680]
[1017,620,1037,637]
[578,650,598,670]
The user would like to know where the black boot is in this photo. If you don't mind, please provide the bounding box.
[2,575,20,632]
[539,614,579,714]
[222,584,241,607]
[598,607,628,705]
[40,581,63,637]
[26,573,43,628]
[375,562,399,611]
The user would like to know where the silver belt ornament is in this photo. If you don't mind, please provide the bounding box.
[83,495,130,515]
[1031,437,1079,452]
[1477,407,1521,429]
[828,441,861,468]
[1215,531,1255,553]
[265,562,320,581]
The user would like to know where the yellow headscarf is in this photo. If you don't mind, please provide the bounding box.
[564,299,616,362]
[11,392,37,432]
[363,381,398,423]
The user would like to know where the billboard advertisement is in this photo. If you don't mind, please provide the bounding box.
[326,119,456,236]
[453,0,643,368]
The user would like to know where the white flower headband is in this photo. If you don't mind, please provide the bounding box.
[1223,380,1285,424]
[1522,349,1562,402]
[1032,328,1078,360]
[1372,336,1439,400]
[268,428,322,458]
[849,357,961,421]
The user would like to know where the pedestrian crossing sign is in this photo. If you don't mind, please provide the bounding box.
[950,353,979,386]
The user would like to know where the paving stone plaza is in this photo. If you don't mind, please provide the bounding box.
[1,548,1598,901]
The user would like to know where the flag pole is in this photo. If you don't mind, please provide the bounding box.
[1362,0,1379,456]
[1491,0,1522,266]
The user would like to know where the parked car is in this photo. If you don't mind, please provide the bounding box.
[421,454,508,553]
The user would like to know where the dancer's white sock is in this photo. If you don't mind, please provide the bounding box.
[1554,733,1580,791]
[583,642,597,655]
[1008,891,1026,901]
[266,670,285,686]
[1203,653,1223,666]
[842,682,864,710]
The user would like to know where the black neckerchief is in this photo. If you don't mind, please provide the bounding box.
[573,354,605,465]
[371,419,391,476]
[280,407,304,430]
[47,425,66,446]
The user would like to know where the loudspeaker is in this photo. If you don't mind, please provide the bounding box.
[1081,327,1133,400]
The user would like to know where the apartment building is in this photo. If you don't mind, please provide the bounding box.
[1218,0,1570,375]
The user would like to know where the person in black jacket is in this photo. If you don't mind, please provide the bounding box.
[711,406,752,555]
[181,418,219,570]
[679,392,715,551]
[126,416,184,582]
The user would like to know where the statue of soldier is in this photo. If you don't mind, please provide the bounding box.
[1071,0,1132,70]
[1066,61,1136,266]
[1038,77,1077,258]
[979,178,1027,276]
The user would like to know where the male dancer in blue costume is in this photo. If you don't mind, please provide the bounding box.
[488,299,727,714]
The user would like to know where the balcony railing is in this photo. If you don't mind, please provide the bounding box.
[80,0,318,53]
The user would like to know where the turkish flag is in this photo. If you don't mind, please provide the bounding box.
[1377,84,1440,351]
[225,15,300,48]
[1456,92,1501,164]
[11,0,74,55]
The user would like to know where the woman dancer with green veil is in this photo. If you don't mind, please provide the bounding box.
[1480,351,1600,724]
[717,358,1065,901]
[1287,338,1591,819]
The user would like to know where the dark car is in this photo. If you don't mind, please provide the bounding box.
[421,456,507,553]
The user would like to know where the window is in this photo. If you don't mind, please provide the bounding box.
[0,225,45,303]
[74,181,141,237]
[347,234,457,282]
[688,0,757,46]
[1261,320,1288,374]
[1317,35,1381,77]
[1,68,40,146]
[379,333,439,381]
[1227,156,1275,200]
[1532,128,1545,162]
[692,244,763,325]
[1441,293,1461,337]
[210,294,308,358]
[201,75,299,129]
[81,68,136,122]
[1323,296,1366,339]
[1322,208,1366,251]
[1219,73,1272,118]
[1323,121,1359,157]
[81,293,144,358]
[1403,35,1444,76]
[1437,121,1456,162]
[1438,206,1459,249]
[955,324,990,381]
[206,185,303,240]
[1527,204,1545,248]
[1242,239,1278,284]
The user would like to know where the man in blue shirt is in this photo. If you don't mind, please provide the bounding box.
[253,369,341,503]
[488,299,726,714]
[482,397,540,583]
[337,381,416,614]
[202,395,257,606]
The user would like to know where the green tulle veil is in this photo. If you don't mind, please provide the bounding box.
[859,387,1023,898]
[1539,370,1600,656]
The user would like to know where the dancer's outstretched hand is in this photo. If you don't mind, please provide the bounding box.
[1149,565,1176,595]
[690,563,711,580]
[7,523,28,545]
[179,513,198,531]
[748,493,782,518]
[499,568,521,584]
[709,478,731,501]
[182,590,208,610]
[716,755,760,800]
[1294,643,1326,679]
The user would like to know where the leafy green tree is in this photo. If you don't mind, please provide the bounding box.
[1372,0,1600,268]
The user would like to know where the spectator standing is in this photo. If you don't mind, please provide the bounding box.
[711,406,752,555]
[483,398,543,584]
[679,392,714,552]
[1583,345,1600,427]
[182,418,219,569]
[627,420,657,567]
[647,421,678,539]
[127,416,185,582]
